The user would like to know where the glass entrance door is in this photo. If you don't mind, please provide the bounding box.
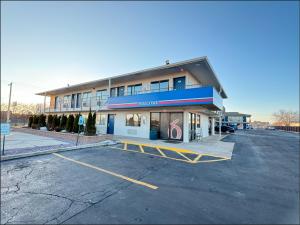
[151,112,183,141]
[169,113,183,140]
[160,113,169,139]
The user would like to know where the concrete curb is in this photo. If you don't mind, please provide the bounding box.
[0,142,119,162]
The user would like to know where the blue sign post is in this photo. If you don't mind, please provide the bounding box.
[1,123,10,155]
[76,116,85,146]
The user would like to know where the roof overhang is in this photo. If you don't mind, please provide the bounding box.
[36,56,228,98]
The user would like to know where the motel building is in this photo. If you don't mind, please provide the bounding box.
[36,57,227,143]
[222,112,252,130]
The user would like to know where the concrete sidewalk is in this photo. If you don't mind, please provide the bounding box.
[118,134,235,159]
[1,132,72,156]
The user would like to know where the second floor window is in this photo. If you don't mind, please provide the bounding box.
[76,93,81,108]
[96,89,108,100]
[127,84,142,95]
[110,86,124,97]
[63,95,71,108]
[82,92,92,107]
[54,96,59,109]
[151,80,169,92]
[96,89,108,106]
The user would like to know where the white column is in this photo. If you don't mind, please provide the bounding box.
[183,111,189,143]
[108,79,111,97]
[219,116,222,136]
[212,117,215,135]
[43,94,46,113]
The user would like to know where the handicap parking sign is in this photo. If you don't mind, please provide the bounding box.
[78,116,85,125]
[1,123,10,135]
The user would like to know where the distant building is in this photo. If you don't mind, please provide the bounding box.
[251,121,270,129]
[222,112,251,129]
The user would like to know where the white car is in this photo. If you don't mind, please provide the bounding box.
[266,126,275,130]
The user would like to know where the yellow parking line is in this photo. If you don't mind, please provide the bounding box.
[109,144,230,164]
[108,146,194,164]
[193,154,202,163]
[175,151,193,162]
[156,147,166,157]
[195,158,229,163]
[53,153,158,190]
[139,145,144,153]
[121,141,196,154]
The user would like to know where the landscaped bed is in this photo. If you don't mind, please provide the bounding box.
[13,127,114,145]
[22,109,114,145]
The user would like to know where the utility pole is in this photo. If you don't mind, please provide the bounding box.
[7,82,12,122]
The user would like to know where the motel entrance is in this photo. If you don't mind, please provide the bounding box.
[150,112,183,141]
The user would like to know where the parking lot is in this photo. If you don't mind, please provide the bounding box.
[1,130,299,224]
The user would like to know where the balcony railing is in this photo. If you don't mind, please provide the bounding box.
[44,84,220,113]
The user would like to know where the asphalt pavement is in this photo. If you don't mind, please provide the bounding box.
[1,129,299,224]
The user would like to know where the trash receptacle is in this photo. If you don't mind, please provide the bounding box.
[150,129,158,140]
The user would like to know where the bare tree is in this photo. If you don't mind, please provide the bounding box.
[273,110,299,126]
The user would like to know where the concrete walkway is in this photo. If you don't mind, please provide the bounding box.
[1,132,72,156]
[118,134,235,159]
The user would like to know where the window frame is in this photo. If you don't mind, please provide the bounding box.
[127,84,142,95]
[125,113,141,127]
[151,80,169,92]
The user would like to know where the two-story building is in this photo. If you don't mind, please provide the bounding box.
[222,112,251,129]
[36,56,227,142]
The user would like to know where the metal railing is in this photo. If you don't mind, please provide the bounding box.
[45,84,214,113]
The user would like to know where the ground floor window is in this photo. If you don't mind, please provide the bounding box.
[126,114,141,126]
[196,114,201,128]
[97,114,106,125]
[189,113,197,141]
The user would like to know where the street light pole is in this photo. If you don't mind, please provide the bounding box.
[7,82,12,123]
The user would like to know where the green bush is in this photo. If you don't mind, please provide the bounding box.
[47,115,53,130]
[38,114,47,127]
[51,115,61,131]
[51,115,57,130]
[28,116,33,128]
[60,114,67,130]
[86,109,96,136]
[55,116,62,132]
[66,114,75,132]
[73,114,80,133]
[32,115,39,129]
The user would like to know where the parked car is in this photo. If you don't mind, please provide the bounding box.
[266,126,275,130]
[215,125,235,133]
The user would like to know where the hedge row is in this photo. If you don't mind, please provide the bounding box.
[28,109,97,135]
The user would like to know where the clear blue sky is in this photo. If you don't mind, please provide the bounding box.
[1,1,299,121]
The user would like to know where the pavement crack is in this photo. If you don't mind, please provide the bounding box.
[22,191,92,204]
[24,168,33,179]
[60,180,130,224]
[4,207,23,225]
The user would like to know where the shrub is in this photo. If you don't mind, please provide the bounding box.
[47,115,53,130]
[86,109,96,136]
[38,114,47,127]
[51,115,61,131]
[55,116,62,132]
[66,114,74,132]
[93,112,96,125]
[73,114,80,133]
[60,114,67,130]
[51,115,57,130]
[28,116,33,128]
[32,115,40,129]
